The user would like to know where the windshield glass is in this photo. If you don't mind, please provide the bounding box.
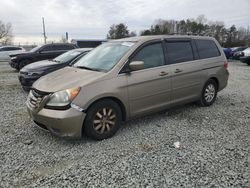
[73,42,135,71]
[30,46,41,52]
[53,50,83,63]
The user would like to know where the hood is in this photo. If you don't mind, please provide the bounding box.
[9,51,30,57]
[21,60,58,72]
[32,66,105,92]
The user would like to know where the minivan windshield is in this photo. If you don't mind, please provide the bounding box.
[73,42,135,71]
[53,50,83,63]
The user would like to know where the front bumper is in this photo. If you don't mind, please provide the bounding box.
[18,74,40,89]
[9,60,19,69]
[240,56,250,64]
[26,90,86,139]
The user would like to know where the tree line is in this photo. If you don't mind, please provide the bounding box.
[1,15,249,47]
[107,15,250,48]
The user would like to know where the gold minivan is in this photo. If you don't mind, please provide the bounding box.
[26,35,229,140]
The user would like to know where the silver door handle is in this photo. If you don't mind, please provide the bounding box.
[159,71,169,76]
[174,69,183,73]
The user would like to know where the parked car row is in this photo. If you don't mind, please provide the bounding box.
[19,48,92,90]
[223,46,249,60]
[222,46,250,65]
[9,43,77,70]
[0,46,26,62]
[23,36,229,140]
[239,47,250,65]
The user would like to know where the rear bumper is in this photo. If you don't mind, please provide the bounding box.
[218,69,229,92]
[27,106,86,139]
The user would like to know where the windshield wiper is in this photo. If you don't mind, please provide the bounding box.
[75,66,102,72]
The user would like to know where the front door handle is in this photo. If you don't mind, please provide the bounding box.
[174,69,183,73]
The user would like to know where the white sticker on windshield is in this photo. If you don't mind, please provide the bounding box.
[70,52,81,56]
[121,42,134,47]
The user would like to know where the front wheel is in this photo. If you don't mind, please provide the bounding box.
[83,99,122,140]
[198,79,218,107]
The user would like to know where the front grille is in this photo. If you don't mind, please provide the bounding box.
[20,71,28,75]
[27,89,50,109]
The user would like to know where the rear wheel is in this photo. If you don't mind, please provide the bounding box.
[83,99,122,140]
[199,79,218,106]
[19,59,31,70]
[247,63,250,66]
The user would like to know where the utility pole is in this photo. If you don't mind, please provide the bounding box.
[66,32,69,43]
[42,17,47,44]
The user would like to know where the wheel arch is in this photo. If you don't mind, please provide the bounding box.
[85,96,127,121]
[208,77,219,89]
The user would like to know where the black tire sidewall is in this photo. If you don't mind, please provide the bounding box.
[83,99,122,140]
[200,79,218,106]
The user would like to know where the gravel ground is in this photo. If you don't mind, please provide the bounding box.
[0,60,249,187]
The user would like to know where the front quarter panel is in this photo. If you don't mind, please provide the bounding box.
[72,74,129,119]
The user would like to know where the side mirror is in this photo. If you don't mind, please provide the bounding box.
[129,61,144,71]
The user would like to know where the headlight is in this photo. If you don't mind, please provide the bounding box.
[27,71,44,76]
[11,57,17,60]
[46,87,80,108]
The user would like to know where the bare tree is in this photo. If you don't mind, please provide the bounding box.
[60,36,68,43]
[0,21,13,45]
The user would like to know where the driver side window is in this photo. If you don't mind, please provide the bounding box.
[131,42,165,69]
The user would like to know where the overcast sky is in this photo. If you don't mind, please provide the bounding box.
[1,0,250,44]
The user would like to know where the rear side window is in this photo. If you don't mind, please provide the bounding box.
[195,39,220,59]
[41,46,52,52]
[131,42,165,69]
[50,45,74,51]
[64,45,75,50]
[165,41,194,64]
[58,45,75,50]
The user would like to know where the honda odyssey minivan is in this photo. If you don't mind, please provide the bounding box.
[26,35,229,140]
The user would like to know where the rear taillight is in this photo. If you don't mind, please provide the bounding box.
[224,61,228,69]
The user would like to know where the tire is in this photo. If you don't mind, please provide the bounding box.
[198,79,218,107]
[83,99,122,140]
[19,59,31,70]
[247,63,250,66]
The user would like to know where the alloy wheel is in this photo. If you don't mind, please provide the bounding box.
[93,107,116,134]
[204,84,215,103]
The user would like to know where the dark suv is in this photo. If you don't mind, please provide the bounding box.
[9,43,76,70]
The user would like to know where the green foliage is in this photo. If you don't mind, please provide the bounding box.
[139,15,250,47]
[107,23,136,39]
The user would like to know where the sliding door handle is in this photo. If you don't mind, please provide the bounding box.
[159,71,169,76]
[174,69,183,73]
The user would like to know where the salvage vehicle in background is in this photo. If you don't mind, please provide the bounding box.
[26,35,229,140]
[19,48,92,90]
[239,47,250,65]
[223,48,232,59]
[0,46,25,62]
[231,46,248,60]
[9,43,77,70]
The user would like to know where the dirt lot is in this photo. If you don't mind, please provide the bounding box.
[0,60,249,187]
